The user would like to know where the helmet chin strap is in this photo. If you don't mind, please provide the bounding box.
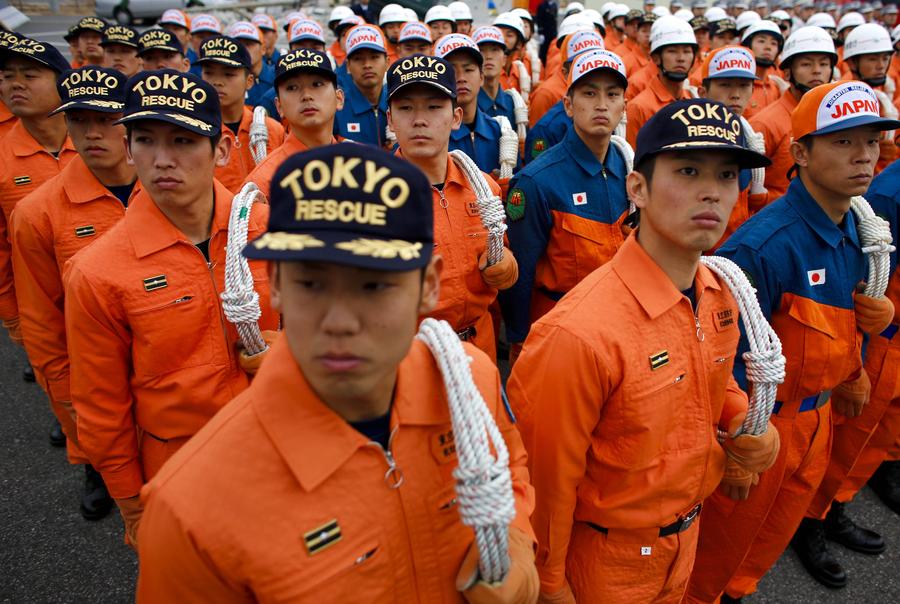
[756,57,775,67]
[662,70,690,82]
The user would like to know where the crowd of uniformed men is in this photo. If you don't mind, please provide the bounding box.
[1,0,899,601]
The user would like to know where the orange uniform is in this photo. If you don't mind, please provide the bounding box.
[626,75,691,148]
[528,70,567,127]
[242,134,340,199]
[499,62,526,95]
[0,100,16,139]
[890,56,900,103]
[65,182,278,500]
[10,156,131,461]
[604,30,625,51]
[137,336,536,602]
[0,122,77,321]
[544,41,562,79]
[328,40,346,66]
[509,233,747,602]
[744,68,784,118]
[216,106,285,193]
[625,62,657,101]
[748,89,799,208]
[622,41,651,80]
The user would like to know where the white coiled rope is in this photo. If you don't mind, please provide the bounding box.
[613,110,627,139]
[850,195,895,298]
[526,45,542,86]
[221,182,268,356]
[513,59,531,96]
[385,124,398,147]
[874,89,898,146]
[450,150,508,266]
[506,87,530,142]
[493,115,519,179]
[609,134,636,214]
[249,106,269,166]
[769,74,790,94]
[740,117,767,196]
[416,318,515,584]
[700,256,786,437]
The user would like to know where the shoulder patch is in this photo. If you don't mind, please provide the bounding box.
[531,138,546,159]
[506,187,525,222]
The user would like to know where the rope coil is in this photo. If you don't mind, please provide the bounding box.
[699,256,786,437]
[740,117,767,196]
[493,115,519,180]
[609,134,636,215]
[513,59,531,96]
[506,87,529,142]
[249,106,269,166]
[851,195,895,298]
[526,45,541,86]
[416,318,515,584]
[221,182,268,356]
[450,150,507,266]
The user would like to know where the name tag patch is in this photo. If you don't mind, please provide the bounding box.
[431,428,457,464]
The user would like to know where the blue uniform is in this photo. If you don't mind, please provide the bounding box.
[335,62,353,93]
[260,87,280,120]
[333,81,389,148]
[449,109,504,175]
[263,48,282,69]
[524,100,571,165]
[187,47,201,77]
[867,159,900,278]
[478,88,517,131]
[246,62,276,108]
[500,127,629,343]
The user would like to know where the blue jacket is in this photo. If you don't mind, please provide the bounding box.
[478,88,518,131]
[449,109,505,175]
[333,80,389,148]
[524,100,571,164]
[500,127,629,343]
[866,159,900,278]
[245,62,276,108]
[260,87,280,120]
[187,47,201,77]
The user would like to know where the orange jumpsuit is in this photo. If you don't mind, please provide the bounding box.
[508,233,747,603]
[528,69,567,127]
[137,336,536,602]
[0,100,16,139]
[65,182,278,500]
[499,59,527,95]
[216,106,285,193]
[622,40,651,80]
[0,122,77,322]
[544,41,562,80]
[242,133,340,199]
[745,69,783,119]
[625,62,657,101]
[890,56,900,103]
[10,156,132,464]
[748,89,798,209]
[604,30,625,51]
[328,40,346,66]
[626,75,691,148]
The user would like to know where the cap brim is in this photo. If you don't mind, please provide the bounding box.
[388,79,456,100]
[289,35,326,44]
[49,99,124,116]
[275,65,337,86]
[2,49,67,74]
[570,68,629,91]
[810,114,900,137]
[347,43,388,56]
[115,111,220,137]
[242,230,432,271]
[191,28,221,35]
[643,141,772,169]
[401,35,434,44]
[708,69,759,80]
[101,40,139,49]
[195,56,249,68]
[136,45,182,57]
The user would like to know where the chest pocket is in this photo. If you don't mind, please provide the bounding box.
[426,482,473,599]
[559,213,624,284]
[56,211,123,269]
[127,294,214,377]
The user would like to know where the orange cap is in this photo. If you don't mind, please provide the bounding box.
[792,80,900,140]
[700,45,758,81]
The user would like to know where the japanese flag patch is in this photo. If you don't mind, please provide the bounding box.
[807,269,826,286]
[347,123,360,133]
[572,192,587,206]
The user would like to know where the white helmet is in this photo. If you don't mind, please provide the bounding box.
[425,5,454,24]
[651,15,698,52]
[736,10,762,31]
[653,6,671,17]
[328,6,353,25]
[704,7,728,22]
[770,10,791,21]
[379,3,407,26]
[836,12,865,34]
[600,2,616,18]
[565,2,585,17]
[607,3,630,20]
[558,13,595,44]
[805,13,836,30]
[843,23,894,60]
[741,19,784,46]
[892,24,900,47]
[493,12,526,40]
[448,2,473,22]
[581,8,604,28]
[779,26,837,68]
[404,8,418,23]
[675,8,694,20]
[511,8,534,24]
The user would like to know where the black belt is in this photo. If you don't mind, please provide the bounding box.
[587,504,701,537]
[456,325,477,341]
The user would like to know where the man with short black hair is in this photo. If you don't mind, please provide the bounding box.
[334,25,390,148]
[101,25,141,77]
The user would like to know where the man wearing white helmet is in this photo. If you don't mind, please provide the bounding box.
[626,15,697,146]
[837,12,866,71]
[327,5,354,65]
[736,9,762,33]
[379,3,407,64]
[474,26,520,131]
[494,12,532,96]
[770,8,794,36]
[565,2,585,18]
[543,13,595,88]
[532,26,603,127]
[754,0,769,18]
[624,12,658,79]
[605,4,630,50]
[425,5,456,40]
[694,0,710,18]
[741,19,787,117]
[449,2,474,36]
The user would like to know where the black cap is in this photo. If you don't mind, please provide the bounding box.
[136,29,184,57]
[274,48,336,86]
[51,67,127,115]
[710,18,738,37]
[690,16,710,31]
[116,69,221,137]
[196,35,251,69]
[101,25,139,49]
[69,16,107,37]
[634,98,771,169]
[0,38,70,74]
[387,54,457,100]
[0,30,21,50]
[243,142,434,271]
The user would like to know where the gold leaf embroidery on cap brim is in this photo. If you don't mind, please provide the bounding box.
[126,111,213,132]
[335,239,423,260]
[253,232,325,250]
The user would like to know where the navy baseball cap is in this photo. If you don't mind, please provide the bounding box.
[116,69,221,137]
[69,16,107,37]
[244,143,434,271]
[136,29,184,57]
[196,35,252,69]
[50,67,127,115]
[387,54,457,100]
[0,37,70,74]
[274,48,336,86]
[101,25,139,49]
[634,98,771,169]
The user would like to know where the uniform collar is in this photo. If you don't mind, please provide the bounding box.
[10,120,76,159]
[786,177,861,250]
[450,108,494,143]
[612,232,721,320]
[345,79,388,115]
[125,179,233,258]
[222,106,253,141]
[62,155,118,204]
[565,126,626,179]
[649,73,685,103]
[252,336,452,492]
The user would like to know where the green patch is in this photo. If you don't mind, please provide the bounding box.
[506,188,525,222]
[530,138,546,159]
[742,268,756,290]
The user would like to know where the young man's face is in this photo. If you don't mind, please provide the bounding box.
[276,72,344,132]
[162,24,191,49]
[140,49,189,72]
[564,71,625,139]
[522,20,533,39]
[270,258,441,418]
[792,127,881,199]
[501,28,521,52]
[240,40,264,69]
[64,109,127,172]
[126,121,230,208]
[103,44,142,77]
[77,31,104,63]
[398,40,433,58]
[201,63,253,113]
[448,54,483,107]
[750,33,780,64]
[700,77,754,116]
[347,49,388,92]
[656,45,696,76]
[695,29,711,48]
[637,23,653,51]
[383,22,404,44]
[0,58,61,118]
[785,53,833,90]
[457,20,474,36]
[289,39,327,52]
[430,20,455,40]
[388,85,462,163]
[262,30,278,54]
[629,150,741,253]
[624,20,639,39]
[480,44,506,78]
[191,31,216,54]
[712,31,738,49]
[850,52,892,81]
[612,17,626,32]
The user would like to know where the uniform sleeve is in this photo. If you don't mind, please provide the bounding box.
[506,323,609,594]
[65,262,142,499]
[266,117,285,150]
[0,202,18,321]
[137,489,251,604]
[625,102,645,150]
[11,202,70,401]
[499,173,552,343]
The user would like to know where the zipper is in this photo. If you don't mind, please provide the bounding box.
[433,185,449,209]
[374,106,381,146]
[693,290,705,342]
[192,243,233,364]
[367,426,403,488]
